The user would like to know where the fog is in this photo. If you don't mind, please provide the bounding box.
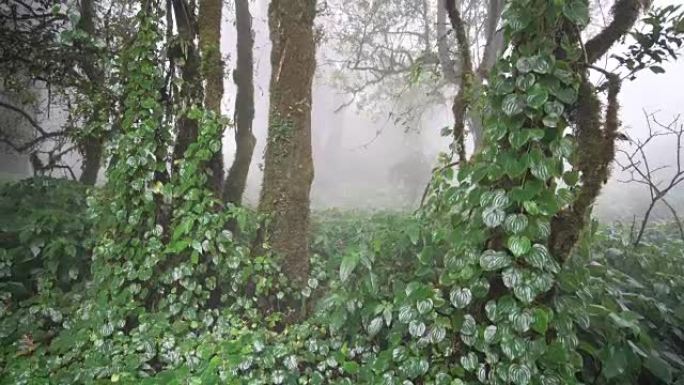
[226,0,684,221]
[2,0,683,222]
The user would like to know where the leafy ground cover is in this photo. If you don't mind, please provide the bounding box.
[1,179,682,384]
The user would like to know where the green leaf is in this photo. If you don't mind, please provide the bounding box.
[523,200,540,215]
[532,307,550,334]
[502,94,525,116]
[563,0,590,26]
[516,73,536,90]
[507,235,531,257]
[509,129,545,149]
[342,361,360,374]
[530,158,552,181]
[406,222,420,245]
[367,317,383,336]
[530,55,553,74]
[493,76,516,94]
[552,87,577,104]
[645,352,673,383]
[544,100,565,116]
[509,131,530,149]
[608,312,640,334]
[511,310,533,332]
[601,346,628,379]
[416,299,433,314]
[460,352,479,371]
[480,250,512,271]
[483,207,506,228]
[492,189,511,208]
[483,325,497,344]
[649,66,665,74]
[339,252,360,283]
[503,153,528,178]
[514,285,536,303]
[398,305,416,323]
[509,364,532,385]
[542,114,560,128]
[562,170,580,186]
[450,287,473,309]
[516,57,533,73]
[525,244,555,271]
[485,300,498,322]
[408,320,426,337]
[504,214,529,234]
[440,126,452,136]
[191,240,203,254]
[506,7,532,31]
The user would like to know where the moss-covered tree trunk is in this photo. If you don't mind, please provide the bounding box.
[198,0,225,195]
[446,0,472,164]
[412,1,646,383]
[259,0,317,288]
[223,0,256,205]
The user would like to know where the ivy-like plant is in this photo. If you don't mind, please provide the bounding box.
[5,1,684,385]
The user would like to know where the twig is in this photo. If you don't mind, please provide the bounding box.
[418,160,460,209]
[662,198,684,242]
[616,111,684,246]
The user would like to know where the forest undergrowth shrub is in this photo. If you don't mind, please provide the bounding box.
[0,177,92,369]
[1,187,684,384]
[2,1,684,384]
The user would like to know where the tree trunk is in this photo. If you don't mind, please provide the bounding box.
[171,0,202,169]
[79,136,103,185]
[468,0,504,155]
[77,0,105,185]
[445,0,472,164]
[259,0,316,288]
[223,0,256,205]
[436,0,457,84]
[198,0,225,195]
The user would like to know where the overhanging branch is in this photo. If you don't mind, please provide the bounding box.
[585,0,642,64]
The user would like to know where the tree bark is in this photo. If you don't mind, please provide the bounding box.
[77,0,105,185]
[445,0,472,164]
[198,0,225,195]
[585,0,642,65]
[79,136,103,185]
[468,0,504,155]
[549,0,646,259]
[223,0,256,205]
[171,0,202,169]
[259,0,317,288]
[436,0,457,84]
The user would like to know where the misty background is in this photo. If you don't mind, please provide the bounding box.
[1,0,683,223]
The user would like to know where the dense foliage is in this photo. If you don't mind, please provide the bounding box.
[2,0,684,384]
[2,185,684,384]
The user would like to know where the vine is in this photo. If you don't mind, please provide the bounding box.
[5,0,684,384]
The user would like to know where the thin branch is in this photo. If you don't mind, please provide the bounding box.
[418,160,460,209]
[0,100,50,136]
[616,112,684,246]
[662,198,684,242]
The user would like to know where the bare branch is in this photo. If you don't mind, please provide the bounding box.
[616,112,684,246]
[0,100,50,136]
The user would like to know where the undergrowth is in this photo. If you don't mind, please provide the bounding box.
[1,181,682,384]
